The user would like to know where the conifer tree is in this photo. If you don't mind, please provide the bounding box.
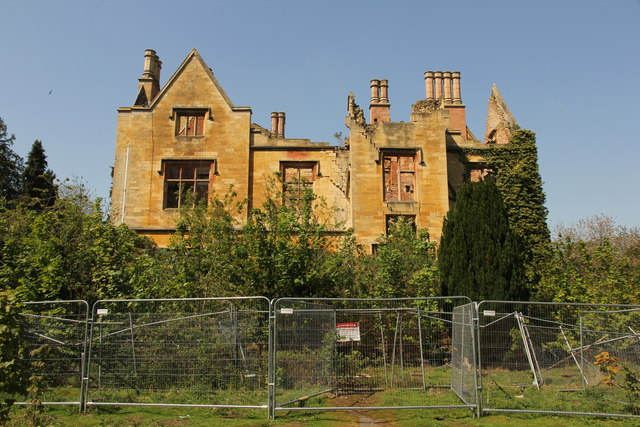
[22,140,57,207]
[438,180,527,301]
[0,117,24,201]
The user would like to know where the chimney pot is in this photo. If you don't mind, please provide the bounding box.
[443,71,452,103]
[434,71,443,99]
[379,79,389,103]
[277,112,285,138]
[452,71,462,103]
[425,71,435,100]
[370,79,380,104]
[271,112,278,136]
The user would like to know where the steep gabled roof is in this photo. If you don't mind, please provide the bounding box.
[149,48,248,111]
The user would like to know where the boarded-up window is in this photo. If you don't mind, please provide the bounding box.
[176,111,206,136]
[383,152,415,201]
[282,162,316,201]
[164,161,214,208]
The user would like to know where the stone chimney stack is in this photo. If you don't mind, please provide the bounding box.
[271,112,285,138]
[369,78,390,123]
[137,49,162,104]
[425,70,467,139]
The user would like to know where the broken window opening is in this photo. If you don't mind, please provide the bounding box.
[176,111,206,136]
[383,152,416,201]
[281,161,316,203]
[163,161,214,209]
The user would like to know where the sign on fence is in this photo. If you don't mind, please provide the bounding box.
[336,322,360,342]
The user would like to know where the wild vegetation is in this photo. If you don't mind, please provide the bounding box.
[1,116,639,422]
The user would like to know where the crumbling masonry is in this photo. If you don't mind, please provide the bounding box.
[111,49,515,250]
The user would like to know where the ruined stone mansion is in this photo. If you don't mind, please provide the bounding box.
[110,49,517,249]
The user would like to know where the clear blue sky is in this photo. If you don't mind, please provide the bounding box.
[1,1,639,230]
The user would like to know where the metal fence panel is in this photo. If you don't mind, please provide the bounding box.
[580,309,640,389]
[478,301,640,418]
[451,302,478,408]
[85,297,270,409]
[19,300,89,406]
[272,297,474,413]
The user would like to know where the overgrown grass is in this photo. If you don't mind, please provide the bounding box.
[7,365,640,425]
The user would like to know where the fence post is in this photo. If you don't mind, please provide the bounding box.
[79,300,90,413]
[472,302,481,418]
[417,306,427,390]
[268,299,276,419]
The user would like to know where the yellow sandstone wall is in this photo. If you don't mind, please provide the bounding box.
[112,50,492,249]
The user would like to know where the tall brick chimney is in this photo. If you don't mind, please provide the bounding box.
[369,78,390,123]
[136,49,162,105]
[271,112,285,138]
[425,70,467,139]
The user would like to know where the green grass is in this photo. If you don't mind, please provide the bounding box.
[8,365,640,426]
[8,402,638,426]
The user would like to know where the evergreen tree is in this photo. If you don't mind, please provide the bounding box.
[0,117,24,201]
[438,180,527,301]
[22,140,57,208]
[488,129,550,287]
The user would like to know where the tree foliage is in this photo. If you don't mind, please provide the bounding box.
[488,129,550,287]
[0,289,29,423]
[22,140,57,208]
[361,218,438,299]
[438,180,527,301]
[167,177,354,299]
[0,182,159,303]
[0,117,24,201]
[535,215,640,304]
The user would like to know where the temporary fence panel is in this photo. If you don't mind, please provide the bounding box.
[477,301,640,418]
[19,300,89,407]
[84,297,270,409]
[580,309,640,392]
[271,299,336,411]
[271,297,474,415]
[451,302,479,411]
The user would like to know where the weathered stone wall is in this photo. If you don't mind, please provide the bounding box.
[112,51,251,234]
[112,49,499,249]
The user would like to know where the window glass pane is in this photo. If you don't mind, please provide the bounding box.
[166,182,179,208]
[182,182,194,193]
[166,165,181,179]
[196,166,210,180]
[181,167,195,180]
[195,182,209,203]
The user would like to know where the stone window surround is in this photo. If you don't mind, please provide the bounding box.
[161,159,216,209]
[280,161,318,200]
[169,107,213,137]
[382,150,418,202]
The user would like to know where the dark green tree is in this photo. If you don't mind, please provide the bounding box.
[438,180,527,301]
[22,140,57,208]
[0,117,24,201]
[487,129,550,288]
